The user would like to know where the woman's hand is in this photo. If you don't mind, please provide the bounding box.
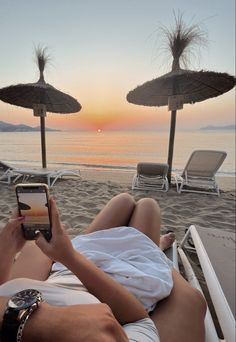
[0,212,25,255]
[35,198,75,264]
[0,212,26,284]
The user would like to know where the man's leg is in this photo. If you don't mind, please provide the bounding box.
[151,269,206,342]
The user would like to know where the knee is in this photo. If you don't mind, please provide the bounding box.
[115,193,136,208]
[137,198,160,214]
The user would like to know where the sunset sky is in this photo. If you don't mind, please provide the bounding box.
[0,0,235,132]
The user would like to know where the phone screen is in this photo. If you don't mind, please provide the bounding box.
[16,184,51,240]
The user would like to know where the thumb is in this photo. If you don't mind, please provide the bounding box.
[35,231,50,254]
[50,198,63,234]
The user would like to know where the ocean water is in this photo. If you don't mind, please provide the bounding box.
[0,130,235,176]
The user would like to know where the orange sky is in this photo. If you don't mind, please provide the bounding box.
[1,87,234,132]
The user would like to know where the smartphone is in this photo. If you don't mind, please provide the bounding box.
[15,183,52,241]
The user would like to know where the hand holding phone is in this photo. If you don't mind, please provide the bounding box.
[15,183,52,241]
[35,198,74,264]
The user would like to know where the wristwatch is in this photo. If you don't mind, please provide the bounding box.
[1,289,43,342]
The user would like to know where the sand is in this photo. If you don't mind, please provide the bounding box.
[0,169,235,241]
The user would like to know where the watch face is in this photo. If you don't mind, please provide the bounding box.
[8,289,42,310]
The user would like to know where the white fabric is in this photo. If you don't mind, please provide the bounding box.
[0,278,159,341]
[123,318,160,342]
[52,226,173,312]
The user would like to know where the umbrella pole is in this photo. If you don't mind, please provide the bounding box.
[167,110,177,183]
[40,116,47,168]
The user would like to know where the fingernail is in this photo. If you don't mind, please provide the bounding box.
[35,230,40,235]
[17,216,25,221]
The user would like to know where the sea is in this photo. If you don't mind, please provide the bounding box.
[0,130,235,176]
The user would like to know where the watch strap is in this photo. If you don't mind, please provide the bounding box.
[1,309,20,342]
[16,307,35,342]
[0,293,43,342]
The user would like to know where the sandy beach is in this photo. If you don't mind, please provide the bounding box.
[0,170,235,241]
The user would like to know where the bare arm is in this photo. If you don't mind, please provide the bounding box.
[36,199,148,325]
[0,297,128,342]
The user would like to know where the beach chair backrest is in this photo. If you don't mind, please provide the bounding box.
[179,226,235,341]
[182,150,227,177]
[137,162,169,177]
[196,227,235,319]
[0,161,12,171]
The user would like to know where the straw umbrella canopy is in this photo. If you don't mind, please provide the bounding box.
[0,48,81,168]
[127,17,236,182]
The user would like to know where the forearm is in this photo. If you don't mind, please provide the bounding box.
[62,250,148,324]
[0,298,129,342]
[0,298,52,342]
[0,249,15,284]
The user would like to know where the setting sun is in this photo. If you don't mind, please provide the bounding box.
[97,128,102,133]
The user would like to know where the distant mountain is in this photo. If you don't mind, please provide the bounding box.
[0,121,60,132]
[200,124,235,131]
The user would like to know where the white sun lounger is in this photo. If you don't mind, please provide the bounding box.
[9,168,81,187]
[178,225,235,342]
[0,162,81,187]
[172,150,227,196]
[0,161,24,184]
[164,240,179,271]
[132,162,169,192]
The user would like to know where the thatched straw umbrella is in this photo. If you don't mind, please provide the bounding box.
[0,47,81,168]
[127,16,236,182]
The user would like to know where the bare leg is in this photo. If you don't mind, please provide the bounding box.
[9,241,53,281]
[151,269,206,342]
[85,193,136,233]
[88,194,206,341]
[128,198,161,245]
[87,194,172,249]
[128,197,206,340]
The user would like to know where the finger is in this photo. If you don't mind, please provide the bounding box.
[50,198,63,234]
